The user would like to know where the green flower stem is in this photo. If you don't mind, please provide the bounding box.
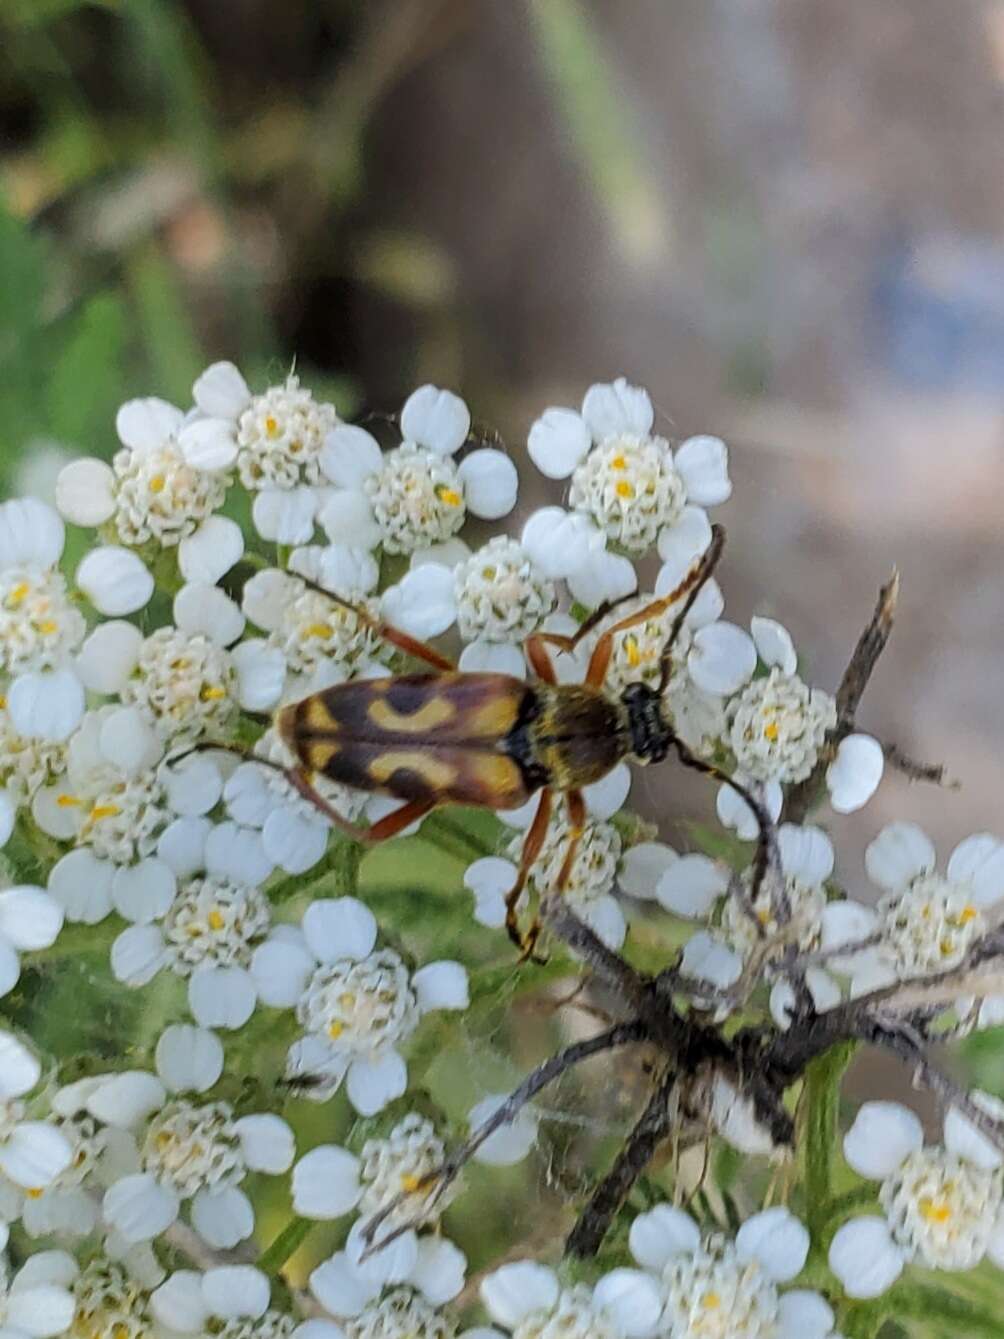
[804,1040,855,1239]
[841,1302,886,1339]
[258,1215,314,1277]
[421,812,495,862]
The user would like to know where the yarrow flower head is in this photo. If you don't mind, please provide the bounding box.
[261,898,467,1115]
[74,1024,294,1250]
[627,1203,837,1339]
[850,823,1004,993]
[829,1097,1004,1297]
[0,1222,77,1339]
[318,385,518,555]
[527,378,731,562]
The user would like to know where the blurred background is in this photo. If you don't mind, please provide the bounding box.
[3,0,1004,1109]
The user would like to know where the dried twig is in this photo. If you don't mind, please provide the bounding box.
[785,571,899,822]
[882,742,958,789]
[566,1068,677,1258]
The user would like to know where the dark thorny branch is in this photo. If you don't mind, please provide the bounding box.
[355,567,1004,1263]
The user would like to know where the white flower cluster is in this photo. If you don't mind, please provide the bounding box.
[4,361,999,1337]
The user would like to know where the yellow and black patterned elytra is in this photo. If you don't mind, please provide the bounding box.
[276,670,661,812]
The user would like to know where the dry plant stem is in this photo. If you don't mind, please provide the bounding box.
[785,570,899,823]
[565,1067,678,1258]
[358,1019,649,1257]
[883,742,958,788]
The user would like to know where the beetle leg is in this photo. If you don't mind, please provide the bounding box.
[557,788,586,890]
[523,594,635,679]
[506,788,553,960]
[284,766,435,843]
[583,526,725,688]
[669,736,773,909]
[288,575,455,672]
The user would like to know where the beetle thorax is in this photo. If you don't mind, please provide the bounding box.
[621,681,672,764]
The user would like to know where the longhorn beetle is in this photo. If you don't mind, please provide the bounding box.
[244,523,772,960]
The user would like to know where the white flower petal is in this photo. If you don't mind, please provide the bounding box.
[947,833,1004,907]
[819,899,879,953]
[55,458,116,527]
[736,1206,809,1282]
[6,1282,75,1337]
[827,734,884,814]
[381,564,456,638]
[828,1217,904,1298]
[716,776,782,842]
[778,823,834,886]
[252,486,318,545]
[409,1237,466,1305]
[655,505,713,584]
[177,417,238,471]
[157,817,211,878]
[232,639,287,713]
[679,932,742,988]
[458,640,527,677]
[250,937,316,1007]
[844,1101,923,1179]
[674,434,731,506]
[751,616,797,674]
[191,1186,255,1249]
[174,582,245,647]
[469,1095,538,1166]
[111,924,168,987]
[0,792,13,850]
[8,669,84,743]
[687,621,756,696]
[0,1123,72,1189]
[527,407,592,479]
[628,1205,700,1271]
[458,449,518,519]
[318,490,382,550]
[944,1090,1004,1170]
[111,859,176,924]
[104,1173,179,1243]
[203,1264,270,1319]
[179,517,244,585]
[0,498,65,569]
[408,538,471,571]
[85,1072,165,1128]
[234,1113,295,1173]
[521,507,605,580]
[400,385,470,455]
[205,821,274,886]
[345,1052,408,1116]
[76,619,142,694]
[567,549,638,608]
[116,398,184,452]
[710,1075,777,1155]
[656,854,729,918]
[0,940,19,999]
[192,361,251,419]
[161,754,221,818]
[189,966,257,1030]
[155,1024,224,1094]
[100,705,160,776]
[292,1323,348,1339]
[0,1031,41,1098]
[464,857,516,929]
[303,898,377,964]
[0,887,62,950]
[581,378,654,440]
[582,763,631,819]
[292,1146,362,1219]
[263,806,329,876]
[481,1262,559,1327]
[292,543,380,596]
[777,1290,836,1339]
[310,1253,374,1319]
[865,822,935,891]
[413,961,469,1012]
[592,1268,663,1338]
[618,841,678,900]
[76,546,153,616]
[150,1270,209,1334]
[319,425,383,488]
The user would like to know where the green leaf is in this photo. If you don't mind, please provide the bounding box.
[805,1041,855,1238]
[0,200,49,452]
[48,292,127,447]
[125,243,202,403]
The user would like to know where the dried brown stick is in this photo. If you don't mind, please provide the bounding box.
[785,570,899,822]
[565,1068,677,1258]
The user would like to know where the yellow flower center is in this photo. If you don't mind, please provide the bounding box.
[327,1021,344,1040]
[919,1196,953,1224]
[701,1292,721,1310]
[89,804,121,822]
[208,909,225,931]
[615,480,635,499]
[436,485,462,508]
[200,685,226,701]
[610,454,628,470]
[57,793,81,808]
[305,623,333,639]
[8,582,30,607]
[149,474,166,494]
[265,415,280,438]
[400,1172,424,1194]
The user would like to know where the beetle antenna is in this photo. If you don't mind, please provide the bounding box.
[657,525,726,696]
